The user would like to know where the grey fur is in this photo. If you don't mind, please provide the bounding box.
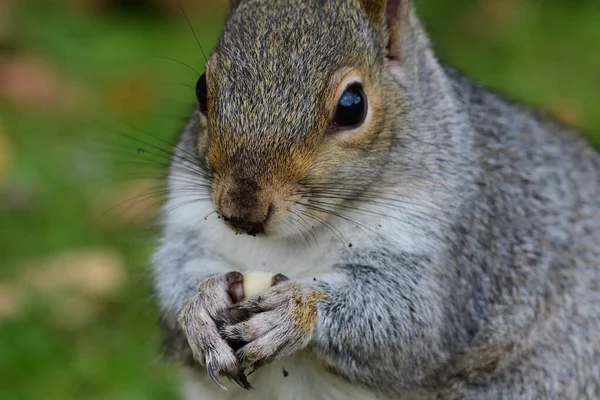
[152,0,600,398]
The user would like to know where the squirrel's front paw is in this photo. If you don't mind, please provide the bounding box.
[178,272,251,390]
[224,281,327,372]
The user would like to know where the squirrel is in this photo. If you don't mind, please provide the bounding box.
[152,0,600,399]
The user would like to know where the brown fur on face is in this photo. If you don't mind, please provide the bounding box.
[198,0,408,236]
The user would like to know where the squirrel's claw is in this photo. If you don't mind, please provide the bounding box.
[231,371,253,390]
[207,360,228,391]
[271,273,290,286]
[206,360,253,391]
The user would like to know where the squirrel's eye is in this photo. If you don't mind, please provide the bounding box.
[332,84,367,129]
[196,73,208,113]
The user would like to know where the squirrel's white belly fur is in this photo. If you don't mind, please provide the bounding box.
[182,354,382,400]
[168,194,432,400]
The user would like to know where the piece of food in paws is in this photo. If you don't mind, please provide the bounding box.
[241,271,276,298]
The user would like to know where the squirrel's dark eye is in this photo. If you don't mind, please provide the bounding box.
[196,73,208,113]
[333,84,367,129]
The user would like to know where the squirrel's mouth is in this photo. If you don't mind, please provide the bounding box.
[220,203,275,237]
[212,171,300,238]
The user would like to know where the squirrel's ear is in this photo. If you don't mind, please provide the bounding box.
[357,0,411,61]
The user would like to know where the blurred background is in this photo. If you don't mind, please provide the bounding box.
[0,0,599,399]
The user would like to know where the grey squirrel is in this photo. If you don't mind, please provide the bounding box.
[152,0,600,398]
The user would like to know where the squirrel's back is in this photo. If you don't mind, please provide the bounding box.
[432,68,600,396]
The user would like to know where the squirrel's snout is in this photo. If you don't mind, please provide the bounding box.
[222,213,269,236]
[221,203,274,236]
[216,178,275,236]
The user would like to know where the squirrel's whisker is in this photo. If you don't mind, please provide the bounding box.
[156,55,201,77]
[288,209,318,247]
[296,209,351,252]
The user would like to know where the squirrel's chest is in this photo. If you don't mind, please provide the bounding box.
[182,352,384,400]
[200,214,357,278]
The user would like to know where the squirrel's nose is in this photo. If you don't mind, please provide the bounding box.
[221,204,274,236]
[223,216,265,236]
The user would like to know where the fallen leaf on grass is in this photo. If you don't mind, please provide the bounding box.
[0,282,23,322]
[22,249,127,328]
[25,249,126,299]
[106,75,157,117]
[0,53,86,113]
[0,54,59,108]
[545,101,585,130]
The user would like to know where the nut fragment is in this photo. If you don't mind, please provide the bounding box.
[241,271,275,298]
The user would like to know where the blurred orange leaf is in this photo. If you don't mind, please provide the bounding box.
[0,53,85,113]
[0,54,60,109]
[106,75,157,117]
[0,250,128,328]
[20,249,127,328]
[545,100,585,130]
[25,249,126,299]
[0,282,23,322]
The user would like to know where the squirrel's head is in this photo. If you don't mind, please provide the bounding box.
[192,0,435,237]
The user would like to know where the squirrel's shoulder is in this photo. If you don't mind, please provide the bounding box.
[443,65,592,148]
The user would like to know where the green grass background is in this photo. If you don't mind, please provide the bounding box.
[0,0,599,399]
